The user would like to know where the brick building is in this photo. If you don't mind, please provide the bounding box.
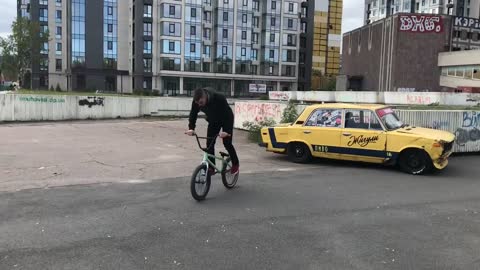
[340,13,454,92]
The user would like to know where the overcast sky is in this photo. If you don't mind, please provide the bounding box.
[0,0,364,38]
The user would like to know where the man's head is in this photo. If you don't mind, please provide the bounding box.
[193,88,208,107]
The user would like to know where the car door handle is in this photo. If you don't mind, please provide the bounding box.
[303,130,312,134]
[342,132,351,136]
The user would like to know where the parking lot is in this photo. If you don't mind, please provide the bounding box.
[1,119,480,269]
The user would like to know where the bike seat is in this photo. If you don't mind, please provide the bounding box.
[219,151,230,158]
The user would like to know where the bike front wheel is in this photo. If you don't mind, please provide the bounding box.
[190,164,211,201]
[221,158,239,189]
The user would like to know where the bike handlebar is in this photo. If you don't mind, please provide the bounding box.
[193,133,218,152]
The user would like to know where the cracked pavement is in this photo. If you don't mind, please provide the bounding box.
[0,119,312,192]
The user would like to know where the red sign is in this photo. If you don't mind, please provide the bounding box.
[399,15,443,33]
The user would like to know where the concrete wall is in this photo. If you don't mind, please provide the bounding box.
[269,91,480,106]
[0,94,237,122]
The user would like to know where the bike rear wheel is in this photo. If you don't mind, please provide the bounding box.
[221,158,238,189]
[190,164,211,201]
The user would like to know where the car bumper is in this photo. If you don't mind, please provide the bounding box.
[433,151,453,170]
[258,142,267,148]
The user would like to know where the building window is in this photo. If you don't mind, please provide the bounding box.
[169,41,175,51]
[169,5,175,16]
[108,41,113,50]
[56,0,62,7]
[288,19,293,28]
[253,1,259,11]
[272,1,276,9]
[242,31,247,40]
[251,65,257,74]
[144,58,152,72]
[224,0,229,3]
[40,8,47,21]
[223,12,228,21]
[204,28,211,39]
[190,61,196,71]
[190,43,196,53]
[243,0,248,6]
[56,59,62,71]
[241,47,246,56]
[108,24,113,33]
[169,23,175,33]
[269,66,274,74]
[253,17,259,27]
[191,26,196,35]
[191,8,196,17]
[143,41,152,54]
[251,49,258,60]
[242,14,247,23]
[56,43,62,55]
[240,64,246,73]
[270,34,275,42]
[144,5,152,18]
[269,50,274,59]
[56,10,62,22]
[223,29,228,38]
[271,17,276,27]
[204,45,211,57]
[144,23,152,36]
[286,66,292,76]
[252,33,258,43]
[288,3,294,12]
[222,46,227,55]
[108,6,113,15]
[56,26,62,39]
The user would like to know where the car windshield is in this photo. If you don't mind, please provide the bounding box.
[376,108,404,130]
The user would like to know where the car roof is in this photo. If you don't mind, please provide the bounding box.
[306,103,388,110]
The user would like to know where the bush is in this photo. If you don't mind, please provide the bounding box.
[55,83,62,92]
[152,90,160,96]
[49,85,54,91]
[143,89,151,96]
[281,101,298,123]
[133,89,143,96]
[243,118,276,143]
[259,95,269,100]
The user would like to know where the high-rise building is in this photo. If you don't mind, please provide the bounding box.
[18,0,305,96]
[365,0,480,25]
[299,0,342,91]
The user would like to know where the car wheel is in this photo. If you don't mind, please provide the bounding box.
[287,143,312,163]
[398,149,432,175]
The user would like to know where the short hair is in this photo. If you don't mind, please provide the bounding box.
[193,88,206,101]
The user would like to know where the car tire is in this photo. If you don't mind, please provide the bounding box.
[287,142,312,164]
[398,149,433,175]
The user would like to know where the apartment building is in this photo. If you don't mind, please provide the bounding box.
[19,0,309,96]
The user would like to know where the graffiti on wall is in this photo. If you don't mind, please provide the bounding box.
[399,15,443,33]
[79,97,105,108]
[406,94,433,105]
[19,96,66,103]
[235,102,284,123]
[269,91,291,101]
[456,111,480,145]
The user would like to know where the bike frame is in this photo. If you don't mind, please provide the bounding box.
[194,134,229,173]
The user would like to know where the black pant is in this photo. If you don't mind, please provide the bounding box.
[207,124,239,166]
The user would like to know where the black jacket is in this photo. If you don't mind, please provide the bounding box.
[188,90,234,133]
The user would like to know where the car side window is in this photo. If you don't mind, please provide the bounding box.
[305,109,343,127]
[345,110,383,130]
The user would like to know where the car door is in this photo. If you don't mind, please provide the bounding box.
[339,109,387,163]
[300,108,343,159]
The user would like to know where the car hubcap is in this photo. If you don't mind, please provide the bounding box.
[295,147,303,157]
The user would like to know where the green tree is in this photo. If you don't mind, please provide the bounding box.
[0,36,19,82]
[0,17,49,89]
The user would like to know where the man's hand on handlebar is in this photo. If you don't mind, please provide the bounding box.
[185,130,195,136]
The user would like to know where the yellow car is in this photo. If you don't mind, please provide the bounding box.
[260,104,455,175]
